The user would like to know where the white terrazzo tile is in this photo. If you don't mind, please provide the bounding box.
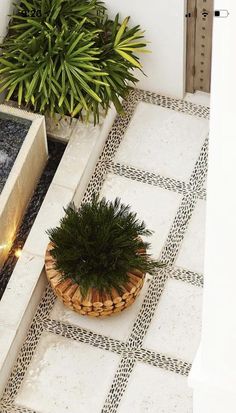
[16,332,120,413]
[118,362,192,413]
[185,92,210,107]
[50,276,150,341]
[143,279,202,363]
[100,174,182,258]
[176,200,206,274]
[115,101,209,182]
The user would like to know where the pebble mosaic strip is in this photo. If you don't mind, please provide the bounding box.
[109,162,189,196]
[169,266,204,288]
[102,357,136,413]
[109,162,208,200]
[0,89,209,413]
[44,318,126,355]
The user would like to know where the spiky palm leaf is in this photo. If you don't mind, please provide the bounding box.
[0,0,149,123]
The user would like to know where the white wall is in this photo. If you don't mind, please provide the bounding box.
[105,0,187,98]
[189,0,236,411]
[0,0,14,42]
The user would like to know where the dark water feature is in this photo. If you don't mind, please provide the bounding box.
[0,139,66,299]
[0,113,31,193]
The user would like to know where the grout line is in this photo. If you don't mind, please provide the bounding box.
[159,192,198,265]
[137,89,210,119]
[127,269,168,348]
[198,187,207,200]
[134,348,191,376]
[1,405,38,413]
[109,162,207,201]
[169,267,204,288]
[43,317,192,375]
[43,319,126,355]
[109,162,189,196]
[101,357,136,413]
[189,136,209,192]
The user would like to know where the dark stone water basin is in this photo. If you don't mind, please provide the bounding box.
[0,113,31,194]
[0,139,66,299]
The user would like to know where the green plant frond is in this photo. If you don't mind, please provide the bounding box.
[76,86,89,110]
[67,32,85,55]
[44,22,54,31]
[118,46,151,54]
[115,49,141,68]
[114,16,129,46]
[20,0,34,10]
[39,65,49,92]
[5,82,18,101]
[0,0,149,120]
[68,65,102,102]
[64,62,77,96]
[111,13,119,40]
[0,58,15,68]
[71,102,83,117]
[118,31,146,46]
[26,18,43,29]
[18,81,23,106]
[25,70,40,101]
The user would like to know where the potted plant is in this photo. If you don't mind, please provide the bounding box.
[45,197,162,317]
[0,0,149,126]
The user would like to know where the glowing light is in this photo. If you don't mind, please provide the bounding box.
[15,249,22,258]
[0,244,7,250]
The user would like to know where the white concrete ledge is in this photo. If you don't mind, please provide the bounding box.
[0,105,116,396]
[189,344,236,394]
[189,345,236,412]
[73,105,117,206]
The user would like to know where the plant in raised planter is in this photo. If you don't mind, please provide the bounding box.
[45,196,162,317]
[0,0,149,124]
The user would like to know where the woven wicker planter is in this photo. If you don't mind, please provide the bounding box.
[45,243,145,317]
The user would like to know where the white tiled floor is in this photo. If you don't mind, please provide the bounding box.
[16,332,120,413]
[118,362,193,413]
[143,279,203,362]
[1,92,208,413]
[115,102,209,182]
[176,200,206,274]
[50,276,151,341]
[100,173,182,258]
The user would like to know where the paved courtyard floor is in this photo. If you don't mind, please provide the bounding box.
[0,89,209,413]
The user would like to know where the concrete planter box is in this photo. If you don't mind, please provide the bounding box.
[0,105,48,268]
[6,100,109,143]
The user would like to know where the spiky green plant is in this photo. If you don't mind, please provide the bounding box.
[0,0,149,123]
[47,197,162,296]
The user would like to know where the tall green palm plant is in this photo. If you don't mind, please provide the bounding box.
[0,0,149,123]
